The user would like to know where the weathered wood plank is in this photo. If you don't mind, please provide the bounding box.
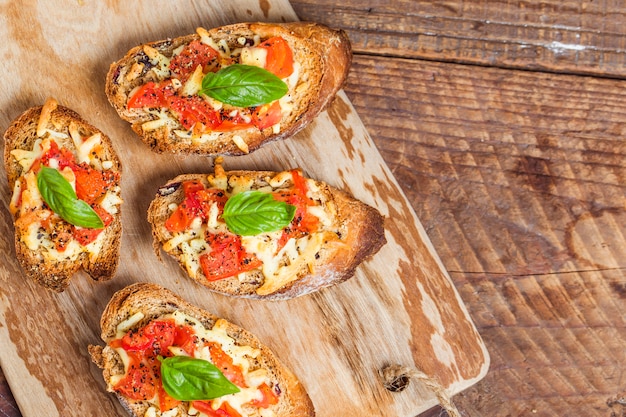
[344,55,626,277]
[293,0,626,78]
[341,53,626,416]
[0,2,488,417]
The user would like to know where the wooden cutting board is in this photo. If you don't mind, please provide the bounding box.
[0,1,489,416]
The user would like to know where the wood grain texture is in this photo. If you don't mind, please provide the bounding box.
[339,54,626,416]
[291,2,626,414]
[0,1,487,417]
[292,0,626,78]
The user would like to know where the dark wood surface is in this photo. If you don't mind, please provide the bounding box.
[2,0,626,416]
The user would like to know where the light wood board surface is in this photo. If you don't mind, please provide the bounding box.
[0,1,488,416]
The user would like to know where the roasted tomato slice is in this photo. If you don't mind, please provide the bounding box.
[165,182,228,232]
[191,400,243,417]
[157,382,181,413]
[127,81,172,108]
[252,101,282,130]
[39,140,76,168]
[168,95,221,130]
[72,206,113,245]
[113,351,157,401]
[169,40,219,82]
[120,320,177,354]
[206,342,247,388]
[73,163,120,205]
[173,324,197,356]
[249,382,280,408]
[199,233,263,281]
[259,37,294,79]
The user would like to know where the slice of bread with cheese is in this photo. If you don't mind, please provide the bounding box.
[147,158,386,300]
[3,98,123,292]
[105,21,351,156]
[89,282,315,417]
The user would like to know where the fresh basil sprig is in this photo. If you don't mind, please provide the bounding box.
[160,356,240,401]
[37,166,104,229]
[199,64,288,107]
[222,190,296,236]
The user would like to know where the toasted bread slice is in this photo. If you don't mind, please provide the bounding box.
[105,22,351,156]
[3,98,123,292]
[147,158,386,300]
[89,283,315,417]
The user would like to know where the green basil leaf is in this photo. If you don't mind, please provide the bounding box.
[199,64,288,107]
[222,190,296,236]
[160,356,240,401]
[37,166,104,229]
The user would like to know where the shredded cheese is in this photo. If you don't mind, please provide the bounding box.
[164,167,339,295]
[232,135,249,154]
[112,311,276,416]
[10,113,122,262]
[132,27,299,141]
[36,98,58,137]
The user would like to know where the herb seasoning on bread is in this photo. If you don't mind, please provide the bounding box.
[105,22,352,155]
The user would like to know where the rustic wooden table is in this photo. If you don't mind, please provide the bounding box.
[2,1,625,416]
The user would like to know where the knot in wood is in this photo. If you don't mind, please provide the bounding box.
[380,364,413,392]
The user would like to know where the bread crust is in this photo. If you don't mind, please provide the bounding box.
[3,99,122,292]
[105,22,352,156]
[148,167,386,300]
[89,283,315,417]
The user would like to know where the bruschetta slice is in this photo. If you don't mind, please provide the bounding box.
[148,158,386,300]
[3,98,123,292]
[89,283,315,417]
[105,22,352,155]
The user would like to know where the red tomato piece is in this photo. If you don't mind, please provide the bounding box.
[252,101,282,130]
[157,382,181,413]
[164,206,192,233]
[113,351,157,401]
[199,233,263,281]
[110,320,199,410]
[73,163,120,205]
[213,119,251,132]
[173,324,197,356]
[127,81,171,109]
[121,320,177,355]
[249,382,279,408]
[196,188,228,215]
[165,180,206,232]
[128,81,223,132]
[206,342,247,388]
[169,40,219,82]
[165,182,227,232]
[191,401,242,417]
[290,169,309,197]
[273,192,318,236]
[40,140,76,168]
[182,180,206,194]
[272,170,319,250]
[210,102,283,132]
[120,328,153,352]
[73,228,101,246]
[259,37,294,79]
[168,95,221,130]
[72,206,113,245]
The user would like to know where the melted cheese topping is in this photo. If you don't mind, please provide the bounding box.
[10,102,122,262]
[112,311,277,417]
[164,168,340,295]
[136,28,299,151]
